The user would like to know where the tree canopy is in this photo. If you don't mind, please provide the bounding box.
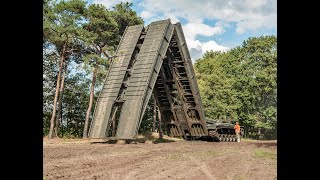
[195,36,277,139]
[43,0,143,138]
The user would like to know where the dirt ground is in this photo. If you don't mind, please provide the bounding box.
[43,137,277,180]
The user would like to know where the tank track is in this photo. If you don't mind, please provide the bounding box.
[208,130,238,142]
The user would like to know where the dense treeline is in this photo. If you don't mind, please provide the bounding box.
[43,0,277,140]
[195,36,277,139]
[43,0,143,138]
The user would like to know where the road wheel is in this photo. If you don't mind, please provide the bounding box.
[220,135,224,141]
[221,137,225,141]
[232,135,236,142]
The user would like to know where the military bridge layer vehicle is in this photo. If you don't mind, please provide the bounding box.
[88,19,242,142]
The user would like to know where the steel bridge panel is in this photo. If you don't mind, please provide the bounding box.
[89,24,144,138]
[115,20,174,139]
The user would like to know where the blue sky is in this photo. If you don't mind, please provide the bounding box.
[87,0,277,61]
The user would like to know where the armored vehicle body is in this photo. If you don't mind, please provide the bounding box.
[206,119,244,142]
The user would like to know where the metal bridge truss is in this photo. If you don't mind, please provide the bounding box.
[89,19,208,139]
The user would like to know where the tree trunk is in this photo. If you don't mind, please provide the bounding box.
[152,97,156,132]
[157,107,163,139]
[66,117,69,137]
[54,60,67,137]
[48,44,66,139]
[60,105,63,137]
[83,64,98,138]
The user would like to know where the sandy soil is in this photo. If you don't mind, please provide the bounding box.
[43,138,276,180]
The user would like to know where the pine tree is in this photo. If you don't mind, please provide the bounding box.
[81,4,118,138]
[43,0,87,139]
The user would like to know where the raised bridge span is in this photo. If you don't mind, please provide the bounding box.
[89,19,208,140]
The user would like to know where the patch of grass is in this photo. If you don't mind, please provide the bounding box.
[241,138,262,142]
[241,138,277,143]
[190,150,220,158]
[241,138,255,141]
[254,150,276,159]
[167,153,183,160]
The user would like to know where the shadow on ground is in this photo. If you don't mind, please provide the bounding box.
[152,138,175,144]
[90,138,175,144]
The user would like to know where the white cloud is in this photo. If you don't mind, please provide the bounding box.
[202,41,229,53]
[183,22,225,41]
[164,12,180,24]
[188,40,229,61]
[140,11,152,19]
[92,0,133,9]
[92,0,276,61]
[136,0,276,61]
[182,22,228,61]
[142,13,180,25]
[138,0,276,33]
[236,13,277,34]
[141,15,229,61]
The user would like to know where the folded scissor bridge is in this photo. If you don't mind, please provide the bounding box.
[89,19,208,139]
